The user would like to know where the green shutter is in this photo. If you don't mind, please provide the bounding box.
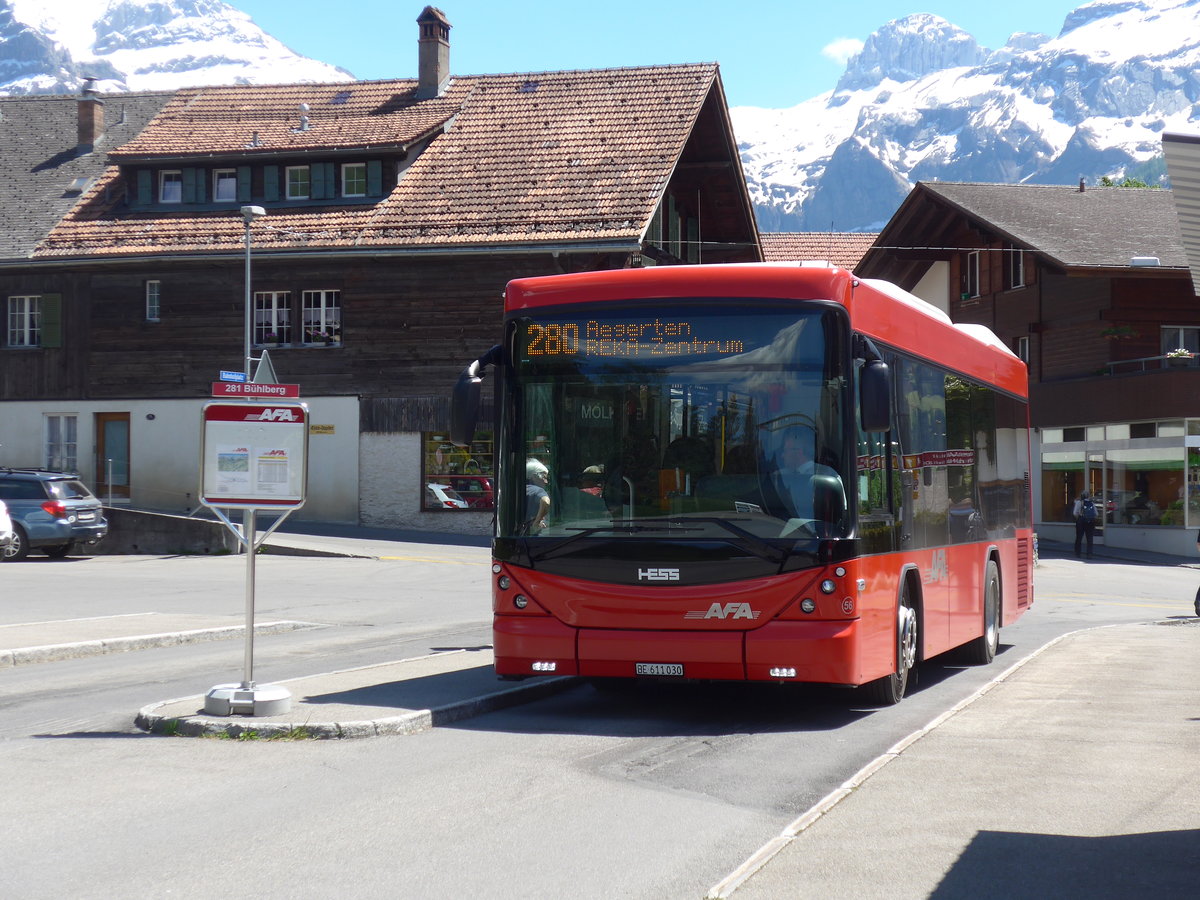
[367,160,383,196]
[264,165,280,201]
[39,293,62,349]
[237,166,252,202]
[136,170,152,205]
[181,168,197,204]
[312,162,331,199]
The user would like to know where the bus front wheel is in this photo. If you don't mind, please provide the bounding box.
[860,587,917,706]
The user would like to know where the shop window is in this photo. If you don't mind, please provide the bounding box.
[422,431,494,510]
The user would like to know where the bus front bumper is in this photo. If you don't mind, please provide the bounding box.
[493,616,863,685]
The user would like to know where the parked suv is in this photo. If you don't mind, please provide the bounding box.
[0,470,108,560]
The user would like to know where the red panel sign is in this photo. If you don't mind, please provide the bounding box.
[200,401,309,509]
[211,382,300,398]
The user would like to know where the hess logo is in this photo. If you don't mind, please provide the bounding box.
[638,568,680,581]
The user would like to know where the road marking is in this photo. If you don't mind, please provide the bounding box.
[0,613,145,629]
[378,555,482,566]
[1040,594,1186,610]
[703,623,1128,899]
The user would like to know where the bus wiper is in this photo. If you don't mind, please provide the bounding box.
[527,521,687,560]
[649,517,788,564]
[529,517,786,565]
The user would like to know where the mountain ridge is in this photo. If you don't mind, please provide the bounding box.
[3,1,1198,232]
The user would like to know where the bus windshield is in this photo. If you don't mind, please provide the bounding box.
[501,302,851,545]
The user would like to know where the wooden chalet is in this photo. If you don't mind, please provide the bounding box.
[0,8,760,532]
[857,180,1200,555]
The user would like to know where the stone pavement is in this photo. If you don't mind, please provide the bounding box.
[714,618,1200,899]
[6,525,1199,899]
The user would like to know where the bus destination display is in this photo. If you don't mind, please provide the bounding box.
[522,318,747,361]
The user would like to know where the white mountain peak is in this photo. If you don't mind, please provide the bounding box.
[1,0,351,94]
[734,0,1200,231]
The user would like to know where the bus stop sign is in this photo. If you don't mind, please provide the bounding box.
[200,401,309,509]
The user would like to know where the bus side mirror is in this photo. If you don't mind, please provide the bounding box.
[450,344,502,447]
[450,369,481,447]
[859,359,891,433]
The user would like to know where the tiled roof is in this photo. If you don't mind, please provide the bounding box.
[760,232,877,269]
[108,80,470,158]
[918,182,1188,269]
[0,93,172,260]
[36,64,724,259]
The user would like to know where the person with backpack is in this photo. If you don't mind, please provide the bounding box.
[1073,490,1098,558]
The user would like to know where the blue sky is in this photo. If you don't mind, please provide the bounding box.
[236,0,1085,108]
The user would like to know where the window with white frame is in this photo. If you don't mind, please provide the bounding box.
[145,280,160,321]
[964,251,980,298]
[1161,326,1200,356]
[7,295,40,347]
[254,291,292,344]
[302,290,341,345]
[1007,245,1026,289]
[45,414,78,472]
[1014,335,1029,363]
[342,163,367,197]
[286,166,311,200]
[159,170,183,203]
[213,169,238,202]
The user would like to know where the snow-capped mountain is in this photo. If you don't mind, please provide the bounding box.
[0,0,350,95]
[733,0,1200,232]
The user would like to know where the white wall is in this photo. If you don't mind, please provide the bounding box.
[360,432,491,535]
[0,396,360,523]
[911,260,951,315]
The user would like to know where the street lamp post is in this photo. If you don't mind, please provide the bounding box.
[241,205,266,379]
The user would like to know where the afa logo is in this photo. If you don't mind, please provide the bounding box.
[684,602,761,621]
[244,408,300,422]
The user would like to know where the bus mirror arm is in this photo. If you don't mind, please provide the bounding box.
[450,344,503,447]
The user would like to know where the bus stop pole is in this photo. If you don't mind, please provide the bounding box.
[242,507,256,690]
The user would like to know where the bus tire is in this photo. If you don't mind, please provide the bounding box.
[860,585,917,706]
[963,559,1000,665]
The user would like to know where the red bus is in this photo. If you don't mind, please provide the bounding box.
[452,264,1033,704]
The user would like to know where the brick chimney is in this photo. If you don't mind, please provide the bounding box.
[78,77,104,151]
[415,6,451,100]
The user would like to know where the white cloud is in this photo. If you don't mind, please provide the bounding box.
[822,38,863,65]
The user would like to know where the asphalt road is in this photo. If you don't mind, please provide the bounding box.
[0,544,1193,899]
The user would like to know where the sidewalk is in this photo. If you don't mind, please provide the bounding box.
[715,619,1200,899]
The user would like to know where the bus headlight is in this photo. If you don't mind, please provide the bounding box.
[820,579,837,594]
[498,575,511,590]
[513,595,529,609]
[800,598,816,614]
